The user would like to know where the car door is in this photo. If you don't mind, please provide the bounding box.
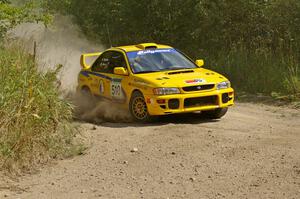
[106,51,129,103]
[90,51,113,98]
[90,50,129,102]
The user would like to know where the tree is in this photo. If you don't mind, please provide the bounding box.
[0,1,51,39]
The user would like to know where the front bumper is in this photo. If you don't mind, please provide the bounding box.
[144,88,234,116]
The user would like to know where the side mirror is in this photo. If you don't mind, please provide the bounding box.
[195,59,204,67]
[114,67,129,76]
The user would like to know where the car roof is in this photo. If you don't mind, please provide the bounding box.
[110,43,173,52]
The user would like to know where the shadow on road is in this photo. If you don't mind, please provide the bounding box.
[75,112,220,128]
[70,93,221,128]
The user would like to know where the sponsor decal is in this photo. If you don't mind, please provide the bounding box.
[80,71,112,80]
[137,49,174,55]
[80,71,90,77]
[185,79,206,84]
[99,80,104,93]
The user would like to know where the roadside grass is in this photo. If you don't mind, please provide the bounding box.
[0,42,298,172]
[0,45,83,172]
[207,48,300,101]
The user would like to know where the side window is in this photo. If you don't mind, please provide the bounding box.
[91,51,127,74]
[91,51,112,73]
[109,51,127,73]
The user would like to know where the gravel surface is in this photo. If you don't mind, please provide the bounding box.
[1,103,300,199]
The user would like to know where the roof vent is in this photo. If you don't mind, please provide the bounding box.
[136,43,158,50]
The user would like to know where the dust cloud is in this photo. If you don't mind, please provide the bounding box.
[9,15,131,123]
[72,93,132,123]
[9,15,101,91]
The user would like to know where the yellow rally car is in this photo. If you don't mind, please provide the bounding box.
[78,43,234,122]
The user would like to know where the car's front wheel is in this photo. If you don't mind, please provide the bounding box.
[201,108,228,119]
[129,91,153,122]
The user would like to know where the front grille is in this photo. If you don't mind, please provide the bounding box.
[184,96,218,108]
[182,84,215,92]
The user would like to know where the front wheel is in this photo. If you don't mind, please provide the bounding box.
[201,108,228,119]
[129,91,153,122]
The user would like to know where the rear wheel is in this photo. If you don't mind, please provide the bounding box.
[129,91,153,122]
[79,86,98,108]
[81,86,101,101]
[80,86,92,97]
[201,108,228,119]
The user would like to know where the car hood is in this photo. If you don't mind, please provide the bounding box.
[134,68,228,88]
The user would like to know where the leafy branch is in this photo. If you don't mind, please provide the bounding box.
[0,1,52,39]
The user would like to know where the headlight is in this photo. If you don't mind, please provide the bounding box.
[217,81,231,90]
[153,88,181,95]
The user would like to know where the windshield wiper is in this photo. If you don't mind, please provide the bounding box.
[135,70,160,74]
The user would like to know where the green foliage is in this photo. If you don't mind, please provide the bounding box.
[47,0,300,97]
[0,45,78,171]
[38,0,71,15]
[0,1,52,39]
[284,61,300,97]
[208,48,299,95]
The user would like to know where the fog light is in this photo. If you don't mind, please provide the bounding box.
[168,99,180,109]
[222,93,230,103]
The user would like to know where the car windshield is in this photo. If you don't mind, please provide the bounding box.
[126,48,197,74]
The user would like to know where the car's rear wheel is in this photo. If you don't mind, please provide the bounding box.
[201,108,228,119]
[79,86,98,107]
[81,86,92,97]
[129,91,153,122]
[81,86,100,101]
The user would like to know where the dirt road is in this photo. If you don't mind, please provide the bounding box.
[1,103,300,199]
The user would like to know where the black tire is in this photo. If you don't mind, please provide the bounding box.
[201,108,228,119]
[129,91,153,122]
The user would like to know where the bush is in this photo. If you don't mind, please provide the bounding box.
[207,48,300,97]
[0,45,79,172]
[46,0,300,98]
[0,1,51,40]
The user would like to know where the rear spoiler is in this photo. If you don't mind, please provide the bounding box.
[80,52,102,69]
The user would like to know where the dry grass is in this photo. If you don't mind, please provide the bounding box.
[208,48,300,99]
[0,45,83,173]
